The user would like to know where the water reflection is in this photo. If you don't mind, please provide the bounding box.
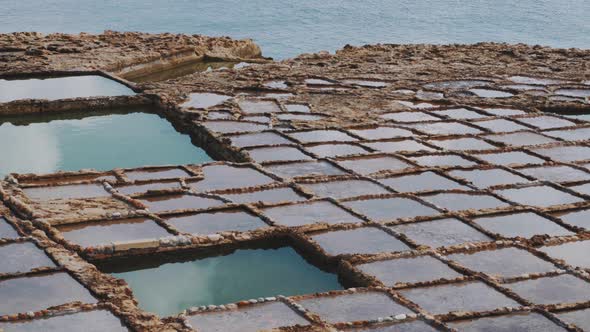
[96,244,343,316]
[0,108,213,177]
[0,75,135,102]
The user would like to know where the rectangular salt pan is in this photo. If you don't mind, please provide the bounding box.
[300,179,389,199]
[311,227,410,256]
[495,186,583,208]
[229,132,294,148]
[191,165,275,191]
[422,193,509,212]
[247,146,313,163]
[263,161,345,179]
[448,169,529,188]
[357,256,461,286]
[0,272,97,315]
[0,110,213,177]
[188,301,309,332]
[221,187,306,204]
[447,247,555,278]
[262,201,362,227]
[0,75,135,102]
[336,156,412,175]
[165,209,269,234]
[0,309,128,332]
[307,143,368,158]
[428,137,496,151]
[296,291,411,324]
[539,241,590,269]
[557,308,590,331]
[400,281,518,315]
[447,312,565,332]
[57,218,172,247]
[390,218,491,248]
[97,246,342,316]
[505,274,590,305]
[125,168,191,181]
[23,184,109,201]
[409,154,477,167]
[363,140,435,153]
[288,130,358,143]
[342,197,439,222]
[380,171,469,192]
[0,217,19,239]
[0,241,56,274]
[474,212,572,238]
[116,182,181,196]
[350,320,440,331]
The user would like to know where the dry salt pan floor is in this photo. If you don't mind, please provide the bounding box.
[1,34,590,331]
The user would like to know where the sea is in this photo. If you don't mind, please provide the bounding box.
[1,0,589,59]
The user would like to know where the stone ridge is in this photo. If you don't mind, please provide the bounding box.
[0,31,264,75]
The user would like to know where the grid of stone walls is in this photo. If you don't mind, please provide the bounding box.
[2,72,590,331]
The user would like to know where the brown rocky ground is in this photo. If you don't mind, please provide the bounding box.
[0,31,264,75]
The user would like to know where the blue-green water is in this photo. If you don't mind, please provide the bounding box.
[1,1,588,59]
[98,246,343,316]
[0,110,212,177]
[0,76,135,103]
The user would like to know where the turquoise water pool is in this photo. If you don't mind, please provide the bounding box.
[0,75,135,103]
[97,246,343,316]
[0,109,212,177]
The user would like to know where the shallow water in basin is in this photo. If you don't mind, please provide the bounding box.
[0,241,56,274]
[505,274,590,305]
[423,80,492,90]
[447,312,565,332]
[0,272,97,315]
[23,183,109,201]
[400,281,518,315]
[0,109,212,177]
[0,217,19,239]
[188,301,309,332]
[296,291,411,324]
[474,212,572,238]
[57,217,172,247]
[139,194,225,213]
[379,171,469,192]
[97,246,342,316]
[447,247,555,278]
[554,88,590,98]
[0,75,135,103]
[311,227,410,256]
[357,256,461,286]
[508,76,568,85]
[182,93,232,109]
[557,308,590,331]
[165,208,269,235]
[0,309,129,332]
[468,88,514,98]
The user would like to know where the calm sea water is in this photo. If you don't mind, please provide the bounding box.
[2,0,588,59]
